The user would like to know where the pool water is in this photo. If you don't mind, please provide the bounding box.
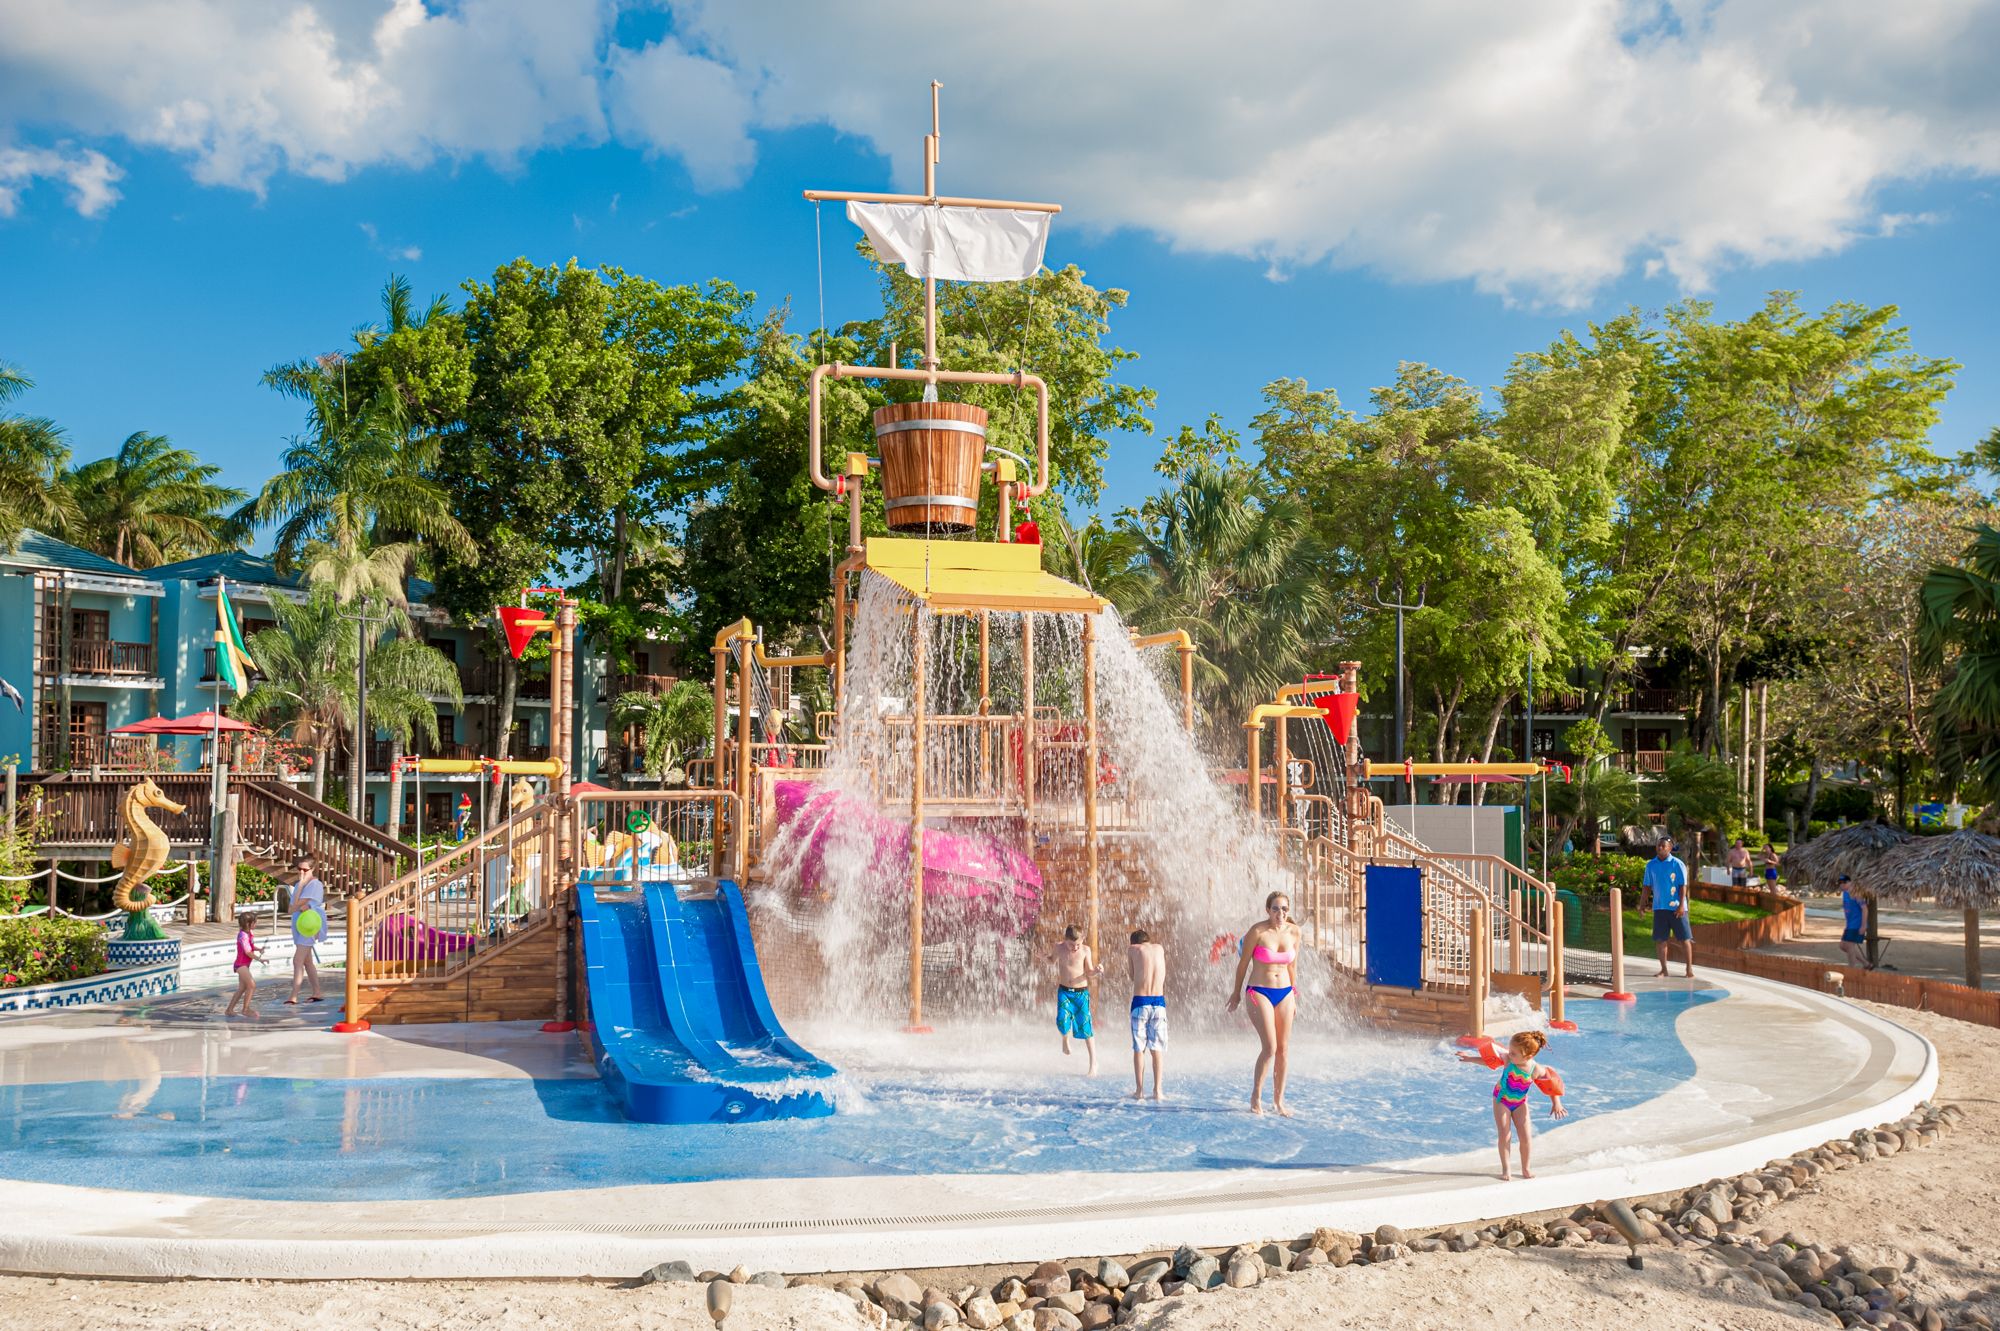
[0,989,1720,1201]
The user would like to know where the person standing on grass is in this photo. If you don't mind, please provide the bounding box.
[1645,836,1694,978]
[286,856,326,1005]
[1727,839,1752,888]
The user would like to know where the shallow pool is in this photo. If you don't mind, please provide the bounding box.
[0,988,1720,1201]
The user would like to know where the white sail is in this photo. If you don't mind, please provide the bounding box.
[846,201,1051,283]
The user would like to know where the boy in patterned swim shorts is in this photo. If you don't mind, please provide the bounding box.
[1127,929,1168,1100]
[1053,924,1102,1075]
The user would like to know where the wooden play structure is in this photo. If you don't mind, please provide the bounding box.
[335,86,1574,1041]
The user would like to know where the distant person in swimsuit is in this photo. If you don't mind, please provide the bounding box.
[1226,890,1301,1116]
[1127,929,1168,1101]
[1761,844,1783,891]
[1053,924,1103,1076]
[223,911,265,1020]
[1726,840,1751,888]
[1459,1029,1566,1179]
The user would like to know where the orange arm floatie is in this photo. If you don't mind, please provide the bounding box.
[1474,1042,1506,1070]
[1534,1067,1565,1098]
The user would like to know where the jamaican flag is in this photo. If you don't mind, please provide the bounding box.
[215,578,259,694]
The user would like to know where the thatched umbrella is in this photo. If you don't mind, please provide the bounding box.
[1780,821,1915,892]
[1864,829,2000,989]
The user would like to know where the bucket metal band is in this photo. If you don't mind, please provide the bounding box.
[885,494,978,512]
[874,417,989,439]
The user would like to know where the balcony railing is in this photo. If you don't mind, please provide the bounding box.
[65,639,155,677]
[608,672,681,700]
[1617,750,1670,774]
[365,739,485,769]
[1529,687,1689,716]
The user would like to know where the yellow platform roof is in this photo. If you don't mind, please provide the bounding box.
[864,537,1106,614]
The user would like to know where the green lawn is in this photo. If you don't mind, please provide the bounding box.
[1570,897,1769,959]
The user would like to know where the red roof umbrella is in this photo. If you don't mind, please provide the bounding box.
[113,710,256,736]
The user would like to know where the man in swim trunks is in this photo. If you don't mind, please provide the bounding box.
[1053,924,1102,1075]
[1127,929,1167,1100]
[1644,836,1694,978]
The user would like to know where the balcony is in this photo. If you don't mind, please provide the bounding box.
[63,639,156,678]
[1617,687,1686,715]
[1617,750,1670,774]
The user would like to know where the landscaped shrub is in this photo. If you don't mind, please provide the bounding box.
[0,916,108,988]
[1548,853,1644,898]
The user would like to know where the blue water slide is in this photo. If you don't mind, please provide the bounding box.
[576,872,836,1124]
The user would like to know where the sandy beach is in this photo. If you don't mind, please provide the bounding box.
[1,998,1992,1331]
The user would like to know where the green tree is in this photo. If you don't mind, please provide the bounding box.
[1547,762,1644,857]
[65,432,245,568]
[0,365,77,550]
[234,592,356,804]
[1919,523,2000,799]
[612,680,716,784]
[1122,461,1334,739]
[1650,745,1742,862]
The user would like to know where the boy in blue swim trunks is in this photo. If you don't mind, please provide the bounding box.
[1053,924,1103,1075]
[1127,929,1168,1100]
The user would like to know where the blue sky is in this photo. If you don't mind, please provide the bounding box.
[3,2,1998,519]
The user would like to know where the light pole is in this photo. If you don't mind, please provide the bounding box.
[344,601,389,823]
[1373,578,1425,764]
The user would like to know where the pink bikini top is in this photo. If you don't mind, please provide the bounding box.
[1251,944,1295,965]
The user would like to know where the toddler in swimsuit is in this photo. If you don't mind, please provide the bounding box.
[224,911,265,1020]
[1459,1029,1566,1179]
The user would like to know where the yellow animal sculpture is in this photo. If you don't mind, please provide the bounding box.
[509,777,536,816]
[108,778,186,941]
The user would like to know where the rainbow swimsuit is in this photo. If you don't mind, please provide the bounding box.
[1493,1061,1535,1108]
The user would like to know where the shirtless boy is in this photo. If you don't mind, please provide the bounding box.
[1127,929,1168,1100]
[1053,924,1103,1075]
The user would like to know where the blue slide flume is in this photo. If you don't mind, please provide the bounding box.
[577,873,836,1124]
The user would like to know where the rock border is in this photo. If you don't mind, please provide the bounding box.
[635,1102,1973,1331]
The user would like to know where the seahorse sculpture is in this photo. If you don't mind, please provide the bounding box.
[107,778,186,942]
[508,777,535,816]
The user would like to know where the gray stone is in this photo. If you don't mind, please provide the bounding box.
[1026,1275,1072,1300]
[1033,1310,1082,1331]
[1696,1189,1735,1225]
[926,1304,962,1330]
[1291,1247,1328,1271]
[1258,1243,1288,1271]
[1184,1256,1222,1290]
[1375,1244,1410,1262]
[1171,1245,1205,1276]
[878,1274,926,1308]
[1127,1259,1172,1286]
[1374,1224,1406,1246]
[1077,1305,1114,1331]
[993,1279,1028,1304]
[1120,1281,1163,1309]
[963,1295,1004,1330]
[748,1272,787,1289]
[1002,1315,1036,1331]
[1094,1260,1129,1290]
[1044,1292,1087,1315]
[1226,1258,1262,1289]
[644,1259,697,1284]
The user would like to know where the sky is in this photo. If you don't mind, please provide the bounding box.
[3,0,1999,520]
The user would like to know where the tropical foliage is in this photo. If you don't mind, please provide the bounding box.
[65,431,245,568]
[613,680,716,784]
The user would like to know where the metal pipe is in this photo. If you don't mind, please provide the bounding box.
[1274,713,1290,832]
[1244,722,1262,819]
[735,637,754,881]
[1022,614,1036,821]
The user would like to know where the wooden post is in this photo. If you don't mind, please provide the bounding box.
[1467,907,1487,1041]
[1738,683,1752,820]
[1082,613,1100,959]
[217,792,241,919]
[331,896,370,1032]
[711,642,729,877]
[1967,908,1983,991]
[1178,644,1195,734]
[1549,895,1568,1027]
[1021,613,1036,821]
[735,638,754,881]
[908,605,930,1032]
[1605,886,1634,1000]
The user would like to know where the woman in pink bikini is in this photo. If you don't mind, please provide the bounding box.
[1226,891,1301,1116]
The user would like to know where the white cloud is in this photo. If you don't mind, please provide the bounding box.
[358,220,421,262]
[3,0,1998,304]
[0,142,122,217]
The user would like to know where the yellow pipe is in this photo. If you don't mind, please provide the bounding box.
[410,759,484,774]
[754,646,832,669]
[491,759,564,777]
[713,617,755,651]
[1243,703,1326,727]
[1363,761,1544,777]
[1129,629,1192,651]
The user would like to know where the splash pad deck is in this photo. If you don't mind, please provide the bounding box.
[0,967,1933,1279]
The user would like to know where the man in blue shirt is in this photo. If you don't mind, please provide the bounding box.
[1643,836,1694,978]
[1837,874,1873,970]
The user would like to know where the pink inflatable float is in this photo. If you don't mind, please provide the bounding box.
[770,780,1042,937]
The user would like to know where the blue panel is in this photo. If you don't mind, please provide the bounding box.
[1365,863,1425,989]
[574,871,836,1125]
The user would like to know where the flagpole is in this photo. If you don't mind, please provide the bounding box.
[209,576,229,915]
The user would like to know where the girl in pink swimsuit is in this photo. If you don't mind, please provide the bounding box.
[223,912,265,1020]
[1226,891,1301,1116]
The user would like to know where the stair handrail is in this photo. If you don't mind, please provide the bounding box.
[240,778,413,862]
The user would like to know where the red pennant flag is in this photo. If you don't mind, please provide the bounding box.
[497,606,550,660]
[1311,691,1359,745]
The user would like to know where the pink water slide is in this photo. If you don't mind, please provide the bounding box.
[771,780,1042,936]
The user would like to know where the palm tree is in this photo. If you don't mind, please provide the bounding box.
[240,355,473,581]
[1043,510,1145,611]
[0,365,78,550]
[1547,763,1645,856]
[235,592,356,803]
[1650,744,1741,864]
[64,432,246,568]
[1122,461,1336,739]
[1921,524,2000,794]
[364,633,465,837]
[612,680,715,784]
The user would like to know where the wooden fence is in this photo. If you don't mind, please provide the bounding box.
[1697,941,2000,1030]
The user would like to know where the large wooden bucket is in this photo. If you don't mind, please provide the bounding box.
[873,400,988,534]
